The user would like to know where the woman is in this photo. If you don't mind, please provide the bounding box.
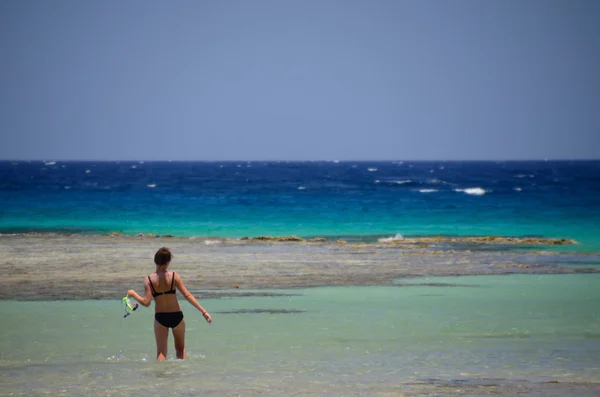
[128,247,212,360]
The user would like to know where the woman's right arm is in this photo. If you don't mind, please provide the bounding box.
[127,277,152,307]
[175,273,212,323]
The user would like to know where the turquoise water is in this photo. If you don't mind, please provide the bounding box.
[2,160,599,394]
[2,274,599,396]
[2,161,600,251]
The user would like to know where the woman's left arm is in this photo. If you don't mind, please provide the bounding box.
[128,278,152,307]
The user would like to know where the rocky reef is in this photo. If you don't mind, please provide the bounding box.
[251,235,305,242]
[381,236,577,245]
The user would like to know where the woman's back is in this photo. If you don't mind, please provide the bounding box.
[148,271,181,313]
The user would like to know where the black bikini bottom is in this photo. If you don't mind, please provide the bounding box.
[155,311,184,328]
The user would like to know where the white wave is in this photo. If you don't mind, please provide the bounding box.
[352,165,357,168]
[514,187,522,192]
[147,184,156,188]
[419,189,438,193]
[204,240,222,245]
[455,187,486,196]
[377,179,411,185]
[428,178,450,185]
[85,170,91,174]
[378,233,404,243]
[131,165,137,169]
[44,161,56,165]
[64,186,72,190]
[368,168,378,172]
[333,160,339,163]
[297,186,306,190]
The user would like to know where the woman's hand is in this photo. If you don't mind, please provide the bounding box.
[202,311,212,324]
[127,289,135,298]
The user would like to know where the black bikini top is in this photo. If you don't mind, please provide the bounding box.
[148,272,177,298]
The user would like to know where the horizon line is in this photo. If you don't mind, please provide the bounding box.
[0,158,599,163]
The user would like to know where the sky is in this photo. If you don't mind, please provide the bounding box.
[1,0,599,161]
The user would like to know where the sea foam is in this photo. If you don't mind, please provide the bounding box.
[377,179,413,186]
[378,233,404,243]
[455,187,486,196]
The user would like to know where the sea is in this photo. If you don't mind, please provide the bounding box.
[1,160,599,396]
[1,160,600,247]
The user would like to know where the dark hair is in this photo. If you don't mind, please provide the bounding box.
[154,247,172,266]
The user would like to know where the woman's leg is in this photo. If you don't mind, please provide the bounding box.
[172,319,186,359]
[154,320,169,361]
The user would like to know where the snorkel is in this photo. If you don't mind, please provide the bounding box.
[122,296,139,318]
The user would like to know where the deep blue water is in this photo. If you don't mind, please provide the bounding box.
[1,160,599,250]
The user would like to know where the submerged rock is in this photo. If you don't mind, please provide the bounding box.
[106,232,123,237]
[136,233,157,238]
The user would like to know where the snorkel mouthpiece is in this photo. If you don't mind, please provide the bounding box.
[122,296,139,318]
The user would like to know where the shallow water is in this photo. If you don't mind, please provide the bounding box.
[2,274,599,396]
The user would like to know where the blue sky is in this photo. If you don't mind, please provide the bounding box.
[1,0,599,160]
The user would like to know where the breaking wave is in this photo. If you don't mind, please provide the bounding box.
[378,233,404,242]
[455,187,486,196]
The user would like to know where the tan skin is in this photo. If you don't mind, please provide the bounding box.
[128,261,212,361]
